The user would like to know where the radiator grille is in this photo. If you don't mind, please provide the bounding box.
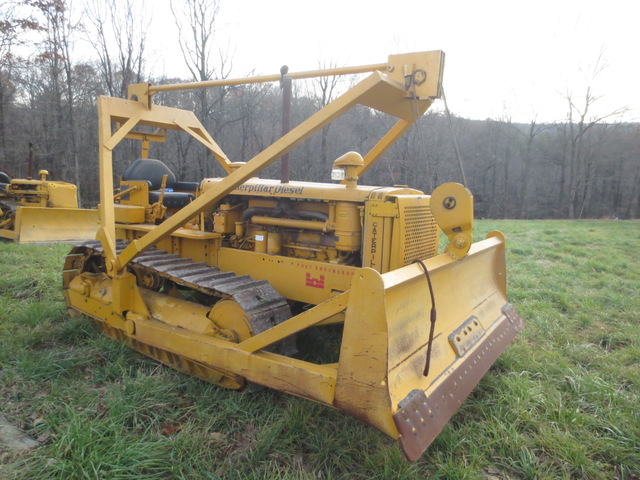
[401,203,438,266]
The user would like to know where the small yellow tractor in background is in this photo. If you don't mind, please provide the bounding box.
[62,51,524,461]
[0,169,98,243]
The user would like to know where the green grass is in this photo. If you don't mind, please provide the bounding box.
[1,220,639,479]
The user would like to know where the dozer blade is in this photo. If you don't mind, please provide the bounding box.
[334,231,524,461]
[8,206,99,244]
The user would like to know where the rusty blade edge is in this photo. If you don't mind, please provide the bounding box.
[393,303,524,461]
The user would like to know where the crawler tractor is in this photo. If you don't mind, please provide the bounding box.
[0,169,98,243]
[62,51,524,460]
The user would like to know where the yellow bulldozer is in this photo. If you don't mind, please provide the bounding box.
[62,51,524,461]
[0,169,98,243]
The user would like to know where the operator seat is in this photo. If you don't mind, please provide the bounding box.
[121,158,198,209]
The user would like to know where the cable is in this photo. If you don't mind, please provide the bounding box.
[408,86,434,192]
[441,84,468,188]
[412,259,437,377]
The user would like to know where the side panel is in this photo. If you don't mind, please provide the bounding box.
[45,182,79,208]
[116,224,221,266]
[389,195,439,270]
[362,200,395,272]
[218,247,356,305]
[363,196,440,273]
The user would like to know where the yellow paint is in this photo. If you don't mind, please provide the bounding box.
[63,51,524,461]
[0,174,99,243]
[430,183,474,258]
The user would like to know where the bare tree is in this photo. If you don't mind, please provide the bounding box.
[85,0,148,98]
[83,0,149,175]
[562,52,627,218]
[35,0,86,199]
[170,0,220,83]
[170,0,231,178]
[0,0,40,166]
[307,60,342,168]
[563,89,625,218]
[515,118,547,218]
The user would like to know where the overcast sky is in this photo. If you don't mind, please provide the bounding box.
[142,0,638,123]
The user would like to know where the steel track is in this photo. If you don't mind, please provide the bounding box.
[64,240,293,347]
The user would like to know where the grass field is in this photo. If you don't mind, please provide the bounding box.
[0,220,638,479]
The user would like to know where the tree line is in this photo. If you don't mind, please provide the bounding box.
[1,0,638,219]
